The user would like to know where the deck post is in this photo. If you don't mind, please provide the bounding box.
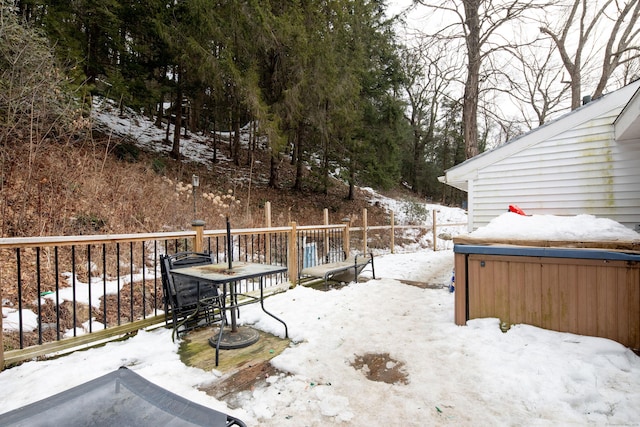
[324,209,330,255]
[0,283,4,370]
[191,220,205,253]
[362,208,368,254]
[342,217,351,255]
[390,211,395,254]
[288,221,298,286]
[264,201,272,227]
[432,209,437,251]
[265,202,272,263]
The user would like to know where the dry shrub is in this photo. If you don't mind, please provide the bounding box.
[2,299,75,351]
[1,129,391,237]
[97,281,161,326]
[0,3,82,148]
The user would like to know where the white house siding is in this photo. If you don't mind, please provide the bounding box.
[469,105,640,232]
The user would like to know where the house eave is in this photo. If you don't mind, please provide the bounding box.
[614,82,640,141]
[441,80,640,187]
[438,175,468,192]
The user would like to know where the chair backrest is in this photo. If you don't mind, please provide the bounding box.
[162,252,218,308]
[168,251,215,269]
[160,255,177,300]
[325,249,346,264]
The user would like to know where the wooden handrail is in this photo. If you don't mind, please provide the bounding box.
[0,223,470,249]
[0,231,195,249]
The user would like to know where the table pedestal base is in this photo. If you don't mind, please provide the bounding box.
[209,326,260,350]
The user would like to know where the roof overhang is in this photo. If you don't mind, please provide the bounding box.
[441,80,640,192]
[438,175,468,192]
[614,83,640,141]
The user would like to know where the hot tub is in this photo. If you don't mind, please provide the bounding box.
[453,236,640,351]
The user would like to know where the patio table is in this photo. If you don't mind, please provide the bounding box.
[170,262,288,365]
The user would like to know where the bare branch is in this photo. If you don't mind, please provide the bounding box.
[539,0,640,108]
[414,0,550,158]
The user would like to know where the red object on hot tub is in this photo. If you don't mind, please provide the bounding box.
[508,205,527,215]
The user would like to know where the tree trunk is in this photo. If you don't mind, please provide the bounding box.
[212,117,218,164]
[268,151,280,189]
[165,110,171,142]
[348,155,355,200]
[155,99,163,128]
[410,127,421,190]
[253,121,258,150]
[294,128,304,191]
[231,103,241,166]
[321,100,330,195]
[321,151,329,196]
[171,80,182,159]
[233,113,241,166]
[569,69,582,109]
[463,0,481,160]
[246,120,255,166]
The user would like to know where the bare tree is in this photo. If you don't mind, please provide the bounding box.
[507,42,571,127]
[592,0,640,97]
[417,0,548,159]
[617,55,640,85]
[540,0,640,110]
[462,0,482,159]
[400,36,463,192]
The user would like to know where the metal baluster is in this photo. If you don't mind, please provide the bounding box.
[129,242,134,321]
[154,240,159,317]
[16,248,23,348]
[71,245,77,337]
[102,244,107,328]
[117,243,121,326]
[36,247,42,344]
[250,234,255,263]
[55,246,61,341]
[142,243,146,319]
[88,244,92,333]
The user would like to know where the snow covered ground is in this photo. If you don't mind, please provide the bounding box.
[1,215,639,426]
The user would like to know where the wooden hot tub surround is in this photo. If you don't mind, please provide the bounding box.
[453,236,640,351]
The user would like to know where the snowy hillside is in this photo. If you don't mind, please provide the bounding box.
[91,97,470,244]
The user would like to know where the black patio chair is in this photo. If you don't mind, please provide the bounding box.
[160,252,225,340]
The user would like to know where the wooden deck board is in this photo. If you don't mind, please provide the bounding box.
[179,326,290,374]
[179,327,291,404]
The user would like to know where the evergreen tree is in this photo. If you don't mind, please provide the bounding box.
[112,0,169,114]
[348,0,405,194]
[8,0,413,197]
[432,100,465,204]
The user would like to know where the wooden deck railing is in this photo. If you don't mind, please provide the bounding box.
[0,204,466,369]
